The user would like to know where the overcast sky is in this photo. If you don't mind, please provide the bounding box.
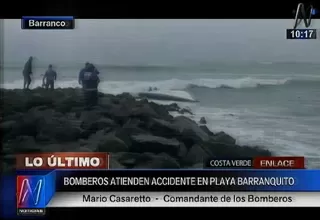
[3,19,320,66]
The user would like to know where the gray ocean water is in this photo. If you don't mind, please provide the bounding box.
[2,62,320,168]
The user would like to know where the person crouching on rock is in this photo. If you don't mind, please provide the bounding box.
[43,64,57,90]
[78,63,100,107]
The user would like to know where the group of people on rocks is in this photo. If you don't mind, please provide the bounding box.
[22,56,100,107]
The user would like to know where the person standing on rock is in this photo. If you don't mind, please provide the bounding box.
[43,64,57,90]
[22,56,33,89]
[78,62,90,88]
[91,63,100,75]
[79,62,99,87]
[78,63,100,107]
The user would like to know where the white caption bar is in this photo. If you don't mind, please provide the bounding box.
[47,192,320,207]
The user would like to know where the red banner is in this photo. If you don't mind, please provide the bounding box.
[253,157,304,169]
[16,152,109,169]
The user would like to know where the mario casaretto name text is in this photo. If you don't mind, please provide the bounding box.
[82,193,293,203]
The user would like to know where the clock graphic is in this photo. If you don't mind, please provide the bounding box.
[286,29,317,40]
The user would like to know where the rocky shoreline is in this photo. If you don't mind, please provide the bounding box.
[0,88,272,172]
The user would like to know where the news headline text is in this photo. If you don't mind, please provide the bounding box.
[64,176,295,187]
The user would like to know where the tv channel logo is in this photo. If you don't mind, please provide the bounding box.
[293,3,317,29]
[16,176,45,208]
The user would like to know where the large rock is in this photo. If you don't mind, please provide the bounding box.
[78,110,114,138]
[9,108,81,142]
[148,118,177,138]
[148,102,172,120]
[3,154,16,166]
[130,104,159,119]
[108,105,132,124]
[199,125,214,136]
[41,142,82,152]
[8,112,39,138]
[134,153,180,169]
[99,97,114,109]
[87,130,106,150]
[112,128,133,147]
[73,146,93,152]
[41,144,64,152]
[183,144,213,166]
[116,93,136,104]
[35,132,56,143]
[89,131,129,153]
[2,112,23,122]
[0,120,16,133]
[178,108,193,115]
[212,131,236,145]
[178,142,188,158]
[37,116,81,142]
[203,141,272,157]
[199,117,207,124]
[172,116,210,147]
[130,134,184,157]
[2,161,15,173]
[7,136,42,153]
[109,157,126,169]
[188,163,204,168]
[122,118,147,135]
[86,118,115,134]
[54,94,84,113]
[80,110,104,129]
[24,94,54,110]
[112,152,155,168]
[165,103,180,112]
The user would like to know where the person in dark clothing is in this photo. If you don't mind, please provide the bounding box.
[78,63,100,107]
[43,64,57,90]
[92,64,100,75]
[78,62,100,87]
[78,62,90,88]
[22,56,33,89]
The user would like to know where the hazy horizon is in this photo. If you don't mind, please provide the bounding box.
[3,19,320,67]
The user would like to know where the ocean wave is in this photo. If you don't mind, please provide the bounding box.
[2,77,320,167]
[187,77,289,89]
[2,77,320,94]
[188,77,320,89]
[189,106,320,165]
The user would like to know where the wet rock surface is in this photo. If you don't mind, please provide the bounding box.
[0,88,272,173]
